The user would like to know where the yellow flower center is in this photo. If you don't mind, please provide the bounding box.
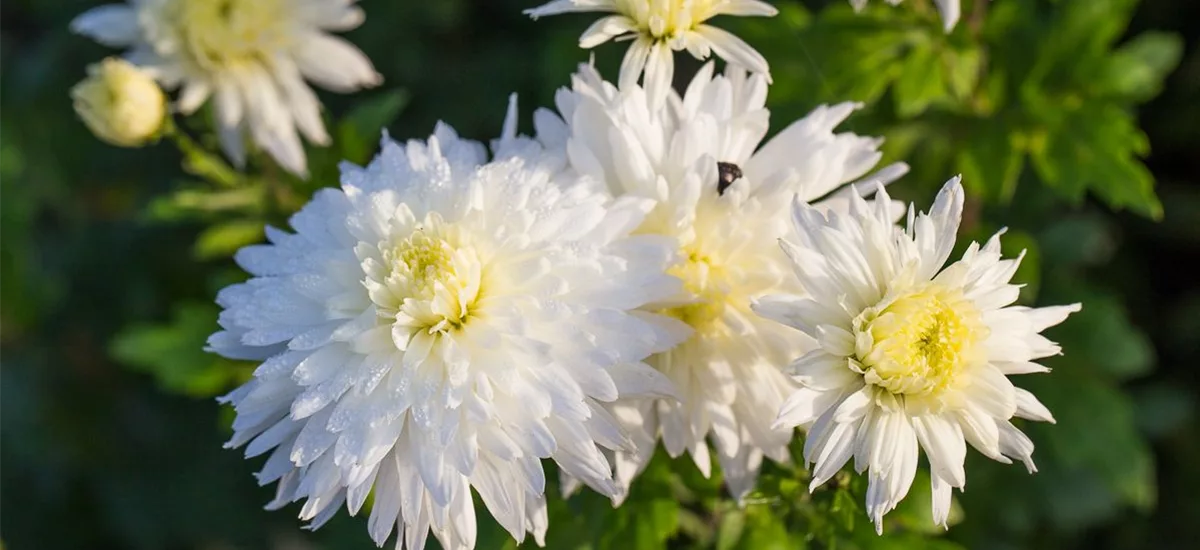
[367,216,483,334]
[661,248,727,330]
[854,285,988,396]
[384,231,456,299]
[619,0,719,40]
[175,0,288,70]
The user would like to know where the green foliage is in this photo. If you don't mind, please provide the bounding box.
[110,303,248,397]
[750,0,1178,216]
[338,89,411,165]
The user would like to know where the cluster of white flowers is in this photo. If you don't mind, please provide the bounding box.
[72,0,380,177]
[68,0,1076,548]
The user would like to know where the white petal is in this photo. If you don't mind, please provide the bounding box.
[293,31,382,92]
[71,5,140,47]
[618,36,653,91]
[642,42,675,109]
[716,0,779,17]
[578,14,636,48]
[912,415,966,487]
[933,0,962,31]
[1013,387,1055,424]
[525,0,617,18]
[930,473,953,528]
[692,25,770,80]
[996,420,1038,473]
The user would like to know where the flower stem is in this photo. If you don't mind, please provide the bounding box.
[162,117,242,188]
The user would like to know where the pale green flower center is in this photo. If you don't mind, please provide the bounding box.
[175,0,288,70]
[618,0,719,40]
[384,231,457,299]
[370,217,484,334]
[855,285,988,396]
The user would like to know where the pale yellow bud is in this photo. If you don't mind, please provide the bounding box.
[71,58,167,147]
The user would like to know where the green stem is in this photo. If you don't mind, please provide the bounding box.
[162,117,242,188]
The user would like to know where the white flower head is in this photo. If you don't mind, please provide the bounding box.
[71,0,382,178]
[526,0,777,107]
[850,0,962,32]
[536,62,908,501]
[754,178,1081,533]
[209,105,687,549]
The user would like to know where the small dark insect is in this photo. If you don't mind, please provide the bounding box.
[716,161,742,196]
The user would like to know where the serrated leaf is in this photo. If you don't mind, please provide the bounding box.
[1030,104,1162,219]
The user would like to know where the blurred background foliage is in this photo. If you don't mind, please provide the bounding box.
[2,0,1198,548]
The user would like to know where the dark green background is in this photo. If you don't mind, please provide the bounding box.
[2,1,1198,549]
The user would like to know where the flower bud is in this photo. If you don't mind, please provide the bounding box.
[71,58,166,147]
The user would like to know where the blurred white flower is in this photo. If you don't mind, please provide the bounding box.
[71,57,166,147]
[536,63,908,501]
[850,0,962,32]
[210,107,686,549]
[71,0,382,177]
[755,178,1080,533]
[526,0,776,107]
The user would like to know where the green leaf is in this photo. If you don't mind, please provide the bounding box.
[633,499,680,549]
[1100,31,1184,102]
[166,121,243,188]
[338,90,410,164]
[893,39,947,117]
[146,185,264,221]
[715,509,746,550]
[193,220,264,259]
[737,504,793,550]
[1029,104,1161,219]
[944,46,983,101]
[830,488,858,533]
[110,303,241,397]
[957,121,1022,202]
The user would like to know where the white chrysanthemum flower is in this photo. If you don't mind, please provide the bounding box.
[525,0,776,107]
[71,0,382,177]
[535,63,908,501]
[754,178,1080,533]
[209,109,687,549]
[850,0,961,32]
